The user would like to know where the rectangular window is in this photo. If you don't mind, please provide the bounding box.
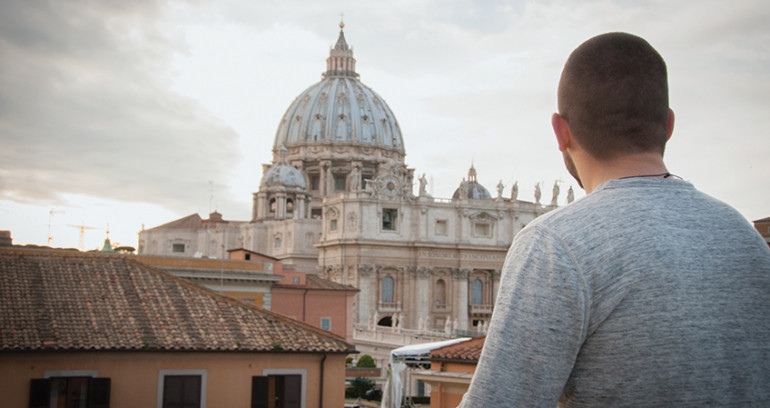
[334,176,346,191]
[435,219,447,235]
[321,317,331,331]
[163,375,201,408]
[474,223,490,237]
[252,375,302,408]
[292,277,300,284]
[29,377,111,408]
[311,175,320,191]
[330,219,338,230]
[311,208,322,219]
[172,243,185,253]
[382,209,398,231]
[158,369,206,408]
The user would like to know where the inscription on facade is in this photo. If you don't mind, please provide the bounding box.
[460,253,504,262]
[418,250,505,263]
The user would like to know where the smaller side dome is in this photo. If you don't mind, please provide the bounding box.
[260,146,307,190]
[452,164,492,200]
[261,164,306,189]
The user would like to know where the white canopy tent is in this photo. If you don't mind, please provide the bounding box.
[380,338,471,408]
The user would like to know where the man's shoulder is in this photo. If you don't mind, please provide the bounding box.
[522,185,617,232]
[521,179,705,237]
[523,177,755,246]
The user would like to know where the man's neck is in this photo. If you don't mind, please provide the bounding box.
[579,152,668,194]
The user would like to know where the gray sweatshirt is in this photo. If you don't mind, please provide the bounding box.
[460,178,770,407]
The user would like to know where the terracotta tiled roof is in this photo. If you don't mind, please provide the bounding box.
[305,275,359,290]
[274,274,359,291]
[0,248,353,353]
[431,336,486,361]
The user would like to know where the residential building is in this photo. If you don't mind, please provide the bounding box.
[0,248,354,408]
[133,253,281,308]
[271,271,359,343]
[412,337,485,408]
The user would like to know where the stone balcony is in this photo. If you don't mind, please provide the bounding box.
[432,302,449,312]
[468,304,493,316]
[378,301,401,312]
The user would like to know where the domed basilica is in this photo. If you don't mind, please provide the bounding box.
[139,23,564,361]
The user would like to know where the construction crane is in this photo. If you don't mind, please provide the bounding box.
[67,223,99,251]
[47,208,65,245]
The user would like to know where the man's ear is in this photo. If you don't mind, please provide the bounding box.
[665,108,675,142]
[551,113,572,152]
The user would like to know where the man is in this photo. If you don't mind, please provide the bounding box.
[459,33,770,407]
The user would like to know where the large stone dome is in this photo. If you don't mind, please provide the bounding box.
[272,24,404,154]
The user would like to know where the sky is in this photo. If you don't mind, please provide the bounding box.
[1,0,768,251]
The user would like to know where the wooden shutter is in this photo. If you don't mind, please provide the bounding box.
[281,375,302,408]
[28,379,50,408]
[89,377,111,408]
[251,376,269,408]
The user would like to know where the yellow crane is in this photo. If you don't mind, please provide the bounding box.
[67,223,100,251]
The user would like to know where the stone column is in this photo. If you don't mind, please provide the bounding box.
[276,193,287,219]
[357,264,375,326]
[256,192,268,220]
[319,161,330,196]
[326,165,335,196]
[296,193,306,219]
[453,268,470,330]
[412,266,432,331]
[251,193,259,221]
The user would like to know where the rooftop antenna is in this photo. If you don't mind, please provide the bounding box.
[47,208,65,246]
[208,181,214,213]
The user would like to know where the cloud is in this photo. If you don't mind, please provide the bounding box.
[0,0,242,214]
[2,0,769,249]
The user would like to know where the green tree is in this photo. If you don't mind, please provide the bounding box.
[346,377,375,399]
[356,354,376,368]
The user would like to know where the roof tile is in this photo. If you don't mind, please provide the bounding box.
[0,248,353,353]
[431,336,485,361]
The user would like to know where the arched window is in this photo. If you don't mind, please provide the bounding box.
[377,316,392,327]
[435,279,446,306]
[381,276,394,303]
[471,279,483,305]
[286,199,294,215]
[269,198,277,215]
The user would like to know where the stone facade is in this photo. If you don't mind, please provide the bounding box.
[138,23,562,368]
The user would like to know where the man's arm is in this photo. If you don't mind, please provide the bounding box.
[459,225,588,407]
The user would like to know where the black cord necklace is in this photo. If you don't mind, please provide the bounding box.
[618,172,678,180]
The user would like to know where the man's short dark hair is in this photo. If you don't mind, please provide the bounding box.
[558,32,669,160]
